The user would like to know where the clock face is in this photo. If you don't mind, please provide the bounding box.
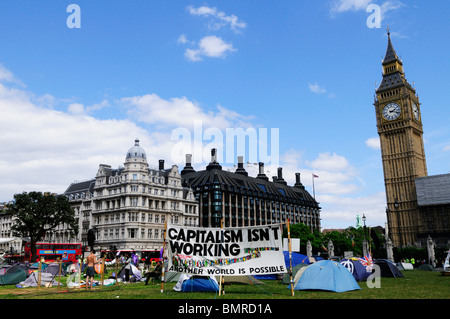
[382,102,401,121]
[412,102,420,120]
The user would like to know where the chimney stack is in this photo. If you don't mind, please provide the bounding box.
[256,162,269,181]
[294,172,305,189]
[181,154,195,175]
[235,156,248,176]
[206,148,222,171]
[275,167,287,185]
[159,159,165,170]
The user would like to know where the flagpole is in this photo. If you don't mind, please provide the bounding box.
[219,218,224,296]
[312,174,316,199]
[287,219,295,297]
[160,220,167,294]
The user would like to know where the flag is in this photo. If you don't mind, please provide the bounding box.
[313,174,319,178]
[359,253,373,272]
[351,236,355,247]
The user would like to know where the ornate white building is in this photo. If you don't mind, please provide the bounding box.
[64,139,199,252]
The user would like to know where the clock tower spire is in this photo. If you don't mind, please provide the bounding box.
[374,28,428,247]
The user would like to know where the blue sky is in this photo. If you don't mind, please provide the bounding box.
[0,0,449,229]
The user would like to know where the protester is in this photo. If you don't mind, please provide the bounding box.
[86,249,101,290]
[124,253,132,282]
[144,261,162,285]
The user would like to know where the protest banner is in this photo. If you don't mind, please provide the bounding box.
[166,223,286,276]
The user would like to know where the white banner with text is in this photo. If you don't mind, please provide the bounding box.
[166,224,286,276]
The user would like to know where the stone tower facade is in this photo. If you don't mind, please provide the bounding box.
[374,30,427,247]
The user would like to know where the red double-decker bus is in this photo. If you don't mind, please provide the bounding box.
[24,242,82,263]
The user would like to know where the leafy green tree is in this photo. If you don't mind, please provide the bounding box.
[283,223,324,254]
[9,191,78,262]
[322,230,352,257]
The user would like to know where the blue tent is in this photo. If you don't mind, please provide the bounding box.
[254,251,312,280]
[284,251,314,266]
[292,260,361,292]
[340,258,371,282]
[284,251,325,267]
[181,276,220,292]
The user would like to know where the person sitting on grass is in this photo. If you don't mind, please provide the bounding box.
[144,261,162,285]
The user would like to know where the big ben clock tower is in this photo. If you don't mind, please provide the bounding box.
[374,29,428,247]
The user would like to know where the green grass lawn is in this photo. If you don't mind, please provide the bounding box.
[0,269,448,300]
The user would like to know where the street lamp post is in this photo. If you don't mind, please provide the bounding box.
[362,214,368,256]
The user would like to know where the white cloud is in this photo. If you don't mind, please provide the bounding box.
[177,34,188,44]
[308,82,326,94]
[184,36,237,62]
[0,80,154,200]
[67,99,110,115]
[365,137,381,150]
[122,93,253,130]
[307,152,350,171]
[181,5,244,61]
[0,63,25,86]
[319,192,386,229]
[380,1,405,16]
[330,0,405,22]
[187,5,247,33]
[331,0,373,13]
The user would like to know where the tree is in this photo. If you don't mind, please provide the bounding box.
[9,191,78,262]
[283,223,324,254]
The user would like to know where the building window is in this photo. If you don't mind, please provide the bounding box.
[128,228,137,238]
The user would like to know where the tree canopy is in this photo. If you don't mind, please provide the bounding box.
[283,223,386,258]
[9,191,78,261]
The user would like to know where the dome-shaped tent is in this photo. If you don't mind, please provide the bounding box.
[340,258,371,281]
[291,260,361,292]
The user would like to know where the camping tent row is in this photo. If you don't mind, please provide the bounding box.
[169,253,406,293]
[0,262,70,286]
[286,259,405,293]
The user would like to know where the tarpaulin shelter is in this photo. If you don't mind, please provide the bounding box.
[43,263,66,277]
[340,258,371,282]
[117,263,142,282]
[374,259,403,278]
[174,274,219,292]
[18,271,60,287]
[0,265,27,285]
[164,271,181,282]
[291,260,361,292]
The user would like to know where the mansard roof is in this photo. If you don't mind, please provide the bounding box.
[65,179,95,194]
[181,166,319,208]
